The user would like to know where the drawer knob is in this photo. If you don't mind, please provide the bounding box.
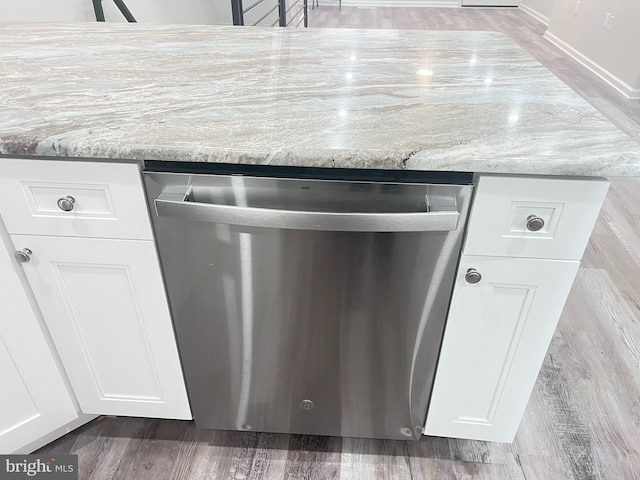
[57,195,76,212]
[14,248,33,263]
[465,268,482,284]
[526,215,545,232]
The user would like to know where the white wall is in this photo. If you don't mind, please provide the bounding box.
[0,0,232,25]
[519,0,553,24]
[544,0,640,97]
[0,0,93,22]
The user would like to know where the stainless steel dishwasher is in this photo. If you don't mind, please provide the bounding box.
[144,162,473,441]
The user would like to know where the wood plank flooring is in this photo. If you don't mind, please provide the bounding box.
[37,7,640,479]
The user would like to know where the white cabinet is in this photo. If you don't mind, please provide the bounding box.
[0,223,81,453]
[425,174,609,443]
[0,158,191,424]
[425,255,579,443]
[11,233,191,419]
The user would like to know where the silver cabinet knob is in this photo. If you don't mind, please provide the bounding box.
[465,268,482,284]
[526,215,545,232]
[57,195,76,212]
[14,248,33,263]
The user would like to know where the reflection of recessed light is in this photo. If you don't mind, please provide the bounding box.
[417,69,434,76]
[484,77,493,85]
[339,109,348,117]
[346,72,353,80]
[350,55,357,61]
[470,57,477,64]
[509,114,519,123]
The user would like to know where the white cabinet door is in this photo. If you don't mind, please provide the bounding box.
[0,227,78,453]
[425,255,579,443]
[12,234,192,420]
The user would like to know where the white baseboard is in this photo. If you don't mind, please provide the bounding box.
[544,31,640,100]
[519,3,549,25]
[13,414,98,454]
[341,0,459,7]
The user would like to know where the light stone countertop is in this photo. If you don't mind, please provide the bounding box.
[1,23,640,176]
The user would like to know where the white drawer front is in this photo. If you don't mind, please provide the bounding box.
[0,159,153,240]
[464,175,609,260]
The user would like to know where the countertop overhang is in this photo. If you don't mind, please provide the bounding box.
[1,23,639,176]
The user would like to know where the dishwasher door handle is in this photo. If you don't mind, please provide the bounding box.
[154,191,460,232]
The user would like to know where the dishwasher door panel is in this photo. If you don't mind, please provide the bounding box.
[145,171,472,440]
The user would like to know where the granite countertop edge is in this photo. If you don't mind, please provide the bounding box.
[2,140,639,177]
